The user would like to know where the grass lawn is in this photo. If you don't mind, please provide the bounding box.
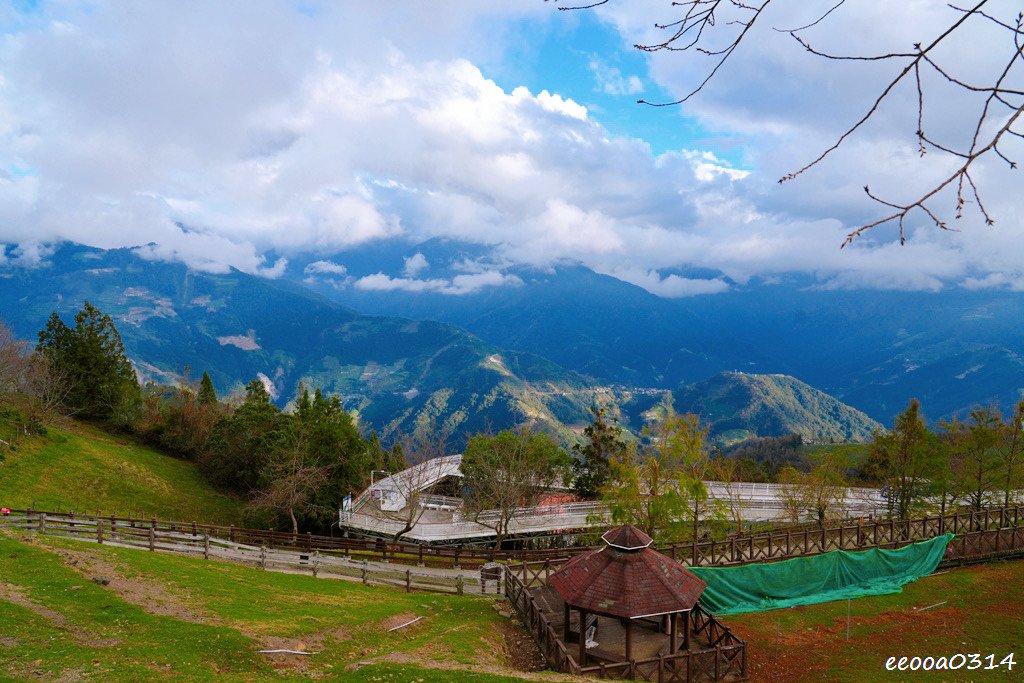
[726,557,1023,682]
[0,531,559,682]
[0,420,244,525]
[2,527,1022,682]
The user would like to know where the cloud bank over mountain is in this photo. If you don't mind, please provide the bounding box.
[1,2,1021,296]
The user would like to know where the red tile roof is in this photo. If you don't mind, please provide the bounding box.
[548,524,706,619]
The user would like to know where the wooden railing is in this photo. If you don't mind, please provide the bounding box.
[659,504,1024,567]
[505,565,747,681]
[3,504,1021,571]
[503,514,1024,682]
[0,512,503,597]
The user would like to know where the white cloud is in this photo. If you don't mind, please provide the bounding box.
[354,270,522,295]
[304,260,348,276]
[0,2,1020,295]
[9,241,55,267]
[962,273,1024,292]
[403,252,429,276]
[589,58,643,96]
[608,268,730,297]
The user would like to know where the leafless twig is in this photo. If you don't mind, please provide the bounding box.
[559,0,1024,245]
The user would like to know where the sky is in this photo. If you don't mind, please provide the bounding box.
[1,1,1022,297]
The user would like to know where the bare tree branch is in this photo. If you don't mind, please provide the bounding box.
[560,0,1024,245]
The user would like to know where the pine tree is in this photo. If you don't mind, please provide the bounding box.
[572,405,627,499]
[36,301,139,421]
[864,399,938,520]
[198,371,218,406]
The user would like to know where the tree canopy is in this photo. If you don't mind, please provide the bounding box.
[35,301,139,422]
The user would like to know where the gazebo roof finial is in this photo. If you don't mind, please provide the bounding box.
[601,524,653,551]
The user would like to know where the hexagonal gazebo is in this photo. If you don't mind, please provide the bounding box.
[547,524,708,666]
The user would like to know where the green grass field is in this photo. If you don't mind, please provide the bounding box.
[1,528,1021,682]
[0,531,558,682]
[0,419,244,525]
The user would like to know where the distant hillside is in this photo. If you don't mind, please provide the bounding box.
[0,244,600,445]
[673,372,882,445]
[305,239,1024,424]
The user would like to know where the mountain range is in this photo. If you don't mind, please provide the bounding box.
[2,241,1019,445]
[0,244,601,445]
[296,238,1024,425]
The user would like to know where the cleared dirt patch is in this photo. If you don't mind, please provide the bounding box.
[377,652,585,682]
[380,611,419,632]
[0,582,69,626]
[497,618,547,672]
[253,625,350,672]
[52,545,214,625]
[0,582,119,648]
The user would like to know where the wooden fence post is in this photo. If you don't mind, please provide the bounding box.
[228,525,234,543]
[148,527,155,551]
[312,550,320,578]
[456,575,464,596]
[405,569,411,593]
[97,518,104,544]
[260,546,267,570]
[37,512,46,534]
[203,533,210,560]
[361,561,368,584]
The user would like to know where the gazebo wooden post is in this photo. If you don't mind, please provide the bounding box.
[683,609,691,651]
[563,601,571,643]
[669,611,678,654]
[578,608,587,666]
[625,618,634,663]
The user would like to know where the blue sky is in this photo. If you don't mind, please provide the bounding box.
[0,2,1020,295]
[483,10,730,162]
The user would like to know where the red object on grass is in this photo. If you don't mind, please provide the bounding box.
[0,508,10,516]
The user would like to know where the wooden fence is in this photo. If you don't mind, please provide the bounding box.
[661,504,1024,567]
[505,561,746,682]
[3,504,1023,571]
[0,513,503,597]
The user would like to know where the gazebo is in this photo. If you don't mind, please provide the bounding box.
[547,524,707,666]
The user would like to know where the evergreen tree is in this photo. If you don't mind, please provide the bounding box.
[602,402,720,542]
[996,399,1024,508]
[36,302,139,421]
[198,371,218,406]
[201,379,285,493]
[289,385,366,528]
[572,405,626,499]
[864,399,938,520]
[944,406,1002,515]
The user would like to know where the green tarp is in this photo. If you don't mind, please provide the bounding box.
[690,533,953,615]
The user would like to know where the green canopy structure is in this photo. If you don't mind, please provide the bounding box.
[690,533,953,615]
